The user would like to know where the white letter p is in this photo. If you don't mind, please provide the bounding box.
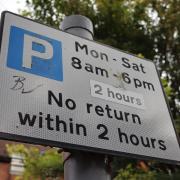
[22,34,53,69]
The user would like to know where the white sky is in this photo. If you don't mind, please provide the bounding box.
[0,0,26,14]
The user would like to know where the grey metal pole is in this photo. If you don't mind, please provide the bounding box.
[60,15,94,39]
[60,15,111,180]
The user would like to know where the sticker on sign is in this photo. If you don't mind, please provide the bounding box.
[0,11,179,164]
[90,80,145,109]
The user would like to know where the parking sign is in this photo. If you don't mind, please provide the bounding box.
[0,11,180,164]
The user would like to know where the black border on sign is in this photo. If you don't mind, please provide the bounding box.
[0,11,179,165]
[0,132,180,165]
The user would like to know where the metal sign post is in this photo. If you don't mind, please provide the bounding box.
[60,15,111,180]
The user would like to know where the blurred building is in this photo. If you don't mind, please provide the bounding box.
[0,140,63,180]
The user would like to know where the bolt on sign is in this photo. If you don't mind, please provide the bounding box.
[0,11,179,164]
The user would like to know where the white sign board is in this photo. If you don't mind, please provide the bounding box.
[0,12,180,164]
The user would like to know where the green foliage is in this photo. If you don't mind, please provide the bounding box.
[161,78,173,98]
[6,144,63,180]
[114,163,180,180]
[114,164,156,180]
[175,116,180,134]
[24,0,96,28]
[94,0,154,59]
[149,0,180,120]
[6,143,28,156]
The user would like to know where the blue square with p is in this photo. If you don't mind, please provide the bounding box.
[7,26,63,81]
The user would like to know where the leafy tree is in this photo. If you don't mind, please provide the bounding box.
[24,0,96,27]
[94,0,155,59]
[149,0,180,120]
[6,144,63,180]
[114,163,180,180]
[114,164,156,180]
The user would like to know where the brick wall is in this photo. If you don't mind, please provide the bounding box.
[0,163,10,180]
